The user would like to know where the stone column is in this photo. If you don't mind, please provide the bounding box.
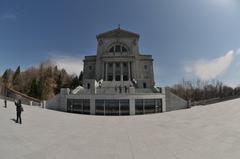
[105,62,108,81]
[102,62,105,80]
[162,90,166,112]
[128,62,131,81]
[129,98,135,115]
[113,62,116,81]
[90,98,95,115]
[119,100,121,116]
[120,62,123,81]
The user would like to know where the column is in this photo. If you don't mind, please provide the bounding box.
[162,88,166,112]
[104,100,106,116]
[120,62,123,81]
[113,62,116,81]
[105,62,108,81]
[119,100,121,116]
[129,98,135,115]
[90,98,95,115]
[143,99,145,114]
[102,62,105,80]
[128,62,131,81]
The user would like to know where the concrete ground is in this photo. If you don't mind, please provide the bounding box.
[1,99,240,159]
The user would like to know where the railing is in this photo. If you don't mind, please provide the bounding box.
[0,95,41,106]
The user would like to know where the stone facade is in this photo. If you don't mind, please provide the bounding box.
[83,28,154,89]
[47,27,188,115]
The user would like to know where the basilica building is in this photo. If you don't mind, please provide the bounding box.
[47,27,188,115]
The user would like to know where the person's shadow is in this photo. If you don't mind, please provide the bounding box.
[10,118,17,123]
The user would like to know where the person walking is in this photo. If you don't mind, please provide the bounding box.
[4,98,7,108]
[15,99,23,124]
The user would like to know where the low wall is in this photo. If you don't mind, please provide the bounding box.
[165,89,188,111]
[46,94,61,110]
[0,95,42,106]
[192,95,240,106]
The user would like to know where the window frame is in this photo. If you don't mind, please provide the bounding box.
[108,43,129,53]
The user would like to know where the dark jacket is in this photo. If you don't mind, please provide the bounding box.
[15,102,22,113]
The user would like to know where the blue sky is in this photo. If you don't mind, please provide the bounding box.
[0,0,240,87]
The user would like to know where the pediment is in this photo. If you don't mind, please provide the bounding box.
[97,28,139,39]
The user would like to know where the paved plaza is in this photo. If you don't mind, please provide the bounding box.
[1,98,240,159]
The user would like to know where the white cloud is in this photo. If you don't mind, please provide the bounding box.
[50,55,83,75]
[236,48,240,56]
[210,0,235,7]
[185,50,234,80]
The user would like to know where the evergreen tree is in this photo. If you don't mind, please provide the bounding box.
[53,66,59,81]
[2,69,13,88]
[12,66,22,91]
[28,78,40,98]
[79,71,83,86]
[0,61,85,100]
[71,76,80,89]
[55,72,63,94]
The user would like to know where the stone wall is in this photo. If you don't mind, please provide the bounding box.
[165,89,188,111]
[46,94,61,110]
[5,87,41,106]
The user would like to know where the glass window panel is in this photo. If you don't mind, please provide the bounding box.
[108,75,113,81]
[143,83,147,88]
[120,99,129,115]
[135,99,144,115]
[105,100,119,115]
[72,99,83,113]
[115,45,121,52]
[156,99,162,113]
[122,46,127,52]
[83,99,90,114]
[67,99,73,112]
[95,100,104,115]
[109,47,114,52]
[115,75,121,81]
[123,75,128,81]
[144,99,155,114]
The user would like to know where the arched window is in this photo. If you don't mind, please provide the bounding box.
[108,43,129,53]
[109,47,114,52]
[122,46,127,52]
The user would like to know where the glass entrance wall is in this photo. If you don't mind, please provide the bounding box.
[67,99,73,112]
[135,99,144,115]
[83,99,90,114]
[144,99,155,114]
[105,100,119,115]
[120,100,130,115]
[95,99,130,116]
[95,100,104,115]
[73,99,82,112]
[67,98,162,115]
[135,99,162,115]
[67,99,90,114]
[156,99,162,113]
